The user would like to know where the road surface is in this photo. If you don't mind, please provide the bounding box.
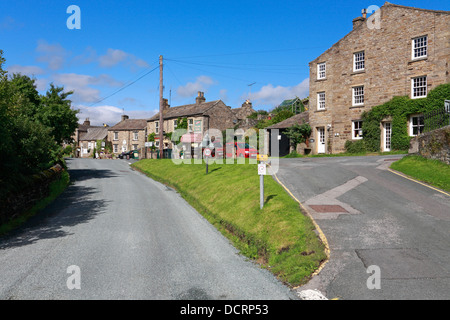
[276,155,450,300]
[0,158,296,300]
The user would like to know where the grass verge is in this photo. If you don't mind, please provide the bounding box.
[390,155,450,192]
[0,170,70,237]
[284,150,408,158]
[132,159,327,287]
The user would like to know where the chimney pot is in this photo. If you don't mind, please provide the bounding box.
[121,114,129,121]
[196,91,206,104]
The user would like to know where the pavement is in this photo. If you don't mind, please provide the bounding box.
[275,155,450,300]
[0,158,297,300]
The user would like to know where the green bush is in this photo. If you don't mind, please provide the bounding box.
[344,140,367,153]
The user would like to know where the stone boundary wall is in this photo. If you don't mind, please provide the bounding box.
[410,125,450,164]
[0,164,64,225]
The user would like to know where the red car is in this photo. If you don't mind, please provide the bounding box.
[225,142,258,158]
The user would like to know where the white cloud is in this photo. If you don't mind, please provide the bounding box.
[98,48,149,69]
[36,40,69,70]
[247,78,309,107]
[6,65,45,76]
[76,105,157,126]
[53,73,123,103]
[176,75,216,98]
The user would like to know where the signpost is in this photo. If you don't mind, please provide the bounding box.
[204,148,211,174]
[258,155,268,210]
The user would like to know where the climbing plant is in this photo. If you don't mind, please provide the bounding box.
[350,83,450,152]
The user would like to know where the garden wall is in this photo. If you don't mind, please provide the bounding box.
[411,125,450,164]
[0,164,64,225]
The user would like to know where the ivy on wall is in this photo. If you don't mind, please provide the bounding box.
[347,83,450,152]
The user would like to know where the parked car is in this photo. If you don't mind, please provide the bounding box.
[225,142,258,158]
[119,150,132,159]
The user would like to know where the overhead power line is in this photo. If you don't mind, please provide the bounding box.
[89,64,159,106]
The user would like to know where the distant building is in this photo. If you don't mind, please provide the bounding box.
[74,118,108,158]
[146,92,253,153]
[108,115,148,155]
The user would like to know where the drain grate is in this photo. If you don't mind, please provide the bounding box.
[309,205,348,213]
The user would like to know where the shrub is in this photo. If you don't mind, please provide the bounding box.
[344,140,367,153]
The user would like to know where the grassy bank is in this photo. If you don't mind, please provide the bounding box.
[0,170,70,236]
[132,159,326,287]
[390,155,450,192]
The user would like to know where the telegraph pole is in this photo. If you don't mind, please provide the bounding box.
[159,55,164,159]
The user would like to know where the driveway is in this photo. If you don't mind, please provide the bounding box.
[275,155,450,300]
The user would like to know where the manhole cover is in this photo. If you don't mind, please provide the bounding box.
[309,205,348,213]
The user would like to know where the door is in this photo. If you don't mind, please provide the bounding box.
[384,122,391,152]
[317,127,326,154]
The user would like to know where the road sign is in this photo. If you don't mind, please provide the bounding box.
[204,148,212,157]
[258,163,266,175]
[257,154,268,162]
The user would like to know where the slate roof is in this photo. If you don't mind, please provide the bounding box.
[108,119,148,131]
[266,111,309,129]
[79,127,108,141]
[148,100,222,121]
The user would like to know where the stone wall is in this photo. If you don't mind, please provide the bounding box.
[414,125,450,164]
[308,3,450,154]
[0,164,64,225]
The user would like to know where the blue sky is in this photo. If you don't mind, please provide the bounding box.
[1,0,448,125]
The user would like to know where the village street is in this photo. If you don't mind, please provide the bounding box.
[276,155,450,300]
[0,158,296,300]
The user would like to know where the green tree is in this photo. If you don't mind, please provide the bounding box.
[39,83,79,145]
[285,123,312,149]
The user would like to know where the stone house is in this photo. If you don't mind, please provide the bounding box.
[147,92,253,151]
[73,118,108,158]
[108,115,148,155]
[78,126,108,158]
[308,2,449,154]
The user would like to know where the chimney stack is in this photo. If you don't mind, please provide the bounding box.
[83,118,90,126]
[196,91,206,104]
[121,114,129,122]
[163,98,170,110]
[352,8,367,29]
[242,99,253,109]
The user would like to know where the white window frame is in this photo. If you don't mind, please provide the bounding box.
[352,86,364,106]
[133,131,139,140]
[411,76,427,99]
[353,51,365,72]
[114,131,119,140]
[412,36,427,60]
[409,114,424,136]
[132,144,138,150]
[113,144,118,153]
[352,120,363,140]
[317,92,326,110]
[317,62,326,80]
[155,121,159,134]
[173,120,178,130]
[188,119,194,132]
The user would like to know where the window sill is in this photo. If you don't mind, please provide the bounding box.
[315,109,328,112]
[351,70,365,75]
[408,57,427,64]
[350,105,365,109]
[315,78,327,82]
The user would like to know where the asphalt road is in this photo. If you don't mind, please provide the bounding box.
[0,158,296,300]
[276,155,450,300]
